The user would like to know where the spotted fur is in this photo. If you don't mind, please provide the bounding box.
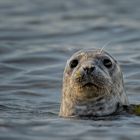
[59,49,128,118]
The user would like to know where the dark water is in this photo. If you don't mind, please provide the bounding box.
[0,0,140,139]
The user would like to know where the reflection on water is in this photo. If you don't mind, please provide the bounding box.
[0,0,140,139]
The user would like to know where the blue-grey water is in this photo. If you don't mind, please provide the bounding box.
[0,0,140,140]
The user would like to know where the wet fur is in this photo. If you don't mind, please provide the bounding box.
[59,49,128,118]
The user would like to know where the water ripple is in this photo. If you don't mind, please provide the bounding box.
[0,0,140,140]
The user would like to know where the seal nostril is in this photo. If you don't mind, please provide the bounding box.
[84,66,95,74]
[90,66,95,72]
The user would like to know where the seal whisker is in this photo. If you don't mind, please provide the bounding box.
[98,41,112,54]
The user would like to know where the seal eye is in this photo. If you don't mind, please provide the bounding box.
[103,58,112,68]
[70,59,78,68]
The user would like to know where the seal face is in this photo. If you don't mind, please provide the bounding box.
[59,49,129,118]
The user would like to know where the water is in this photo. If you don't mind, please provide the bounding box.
[0,0,140,139]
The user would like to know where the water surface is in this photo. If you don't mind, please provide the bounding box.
[0,0,140,140]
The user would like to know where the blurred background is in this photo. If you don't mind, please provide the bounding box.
[0,0,140,140]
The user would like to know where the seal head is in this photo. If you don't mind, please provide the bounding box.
[59,49,128,117]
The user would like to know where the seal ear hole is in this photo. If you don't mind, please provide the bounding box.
[70,59,79,69]
[103,58,112,68]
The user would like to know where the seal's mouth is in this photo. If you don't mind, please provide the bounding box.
[83,82,98,88]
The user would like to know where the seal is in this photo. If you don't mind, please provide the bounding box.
[59,48,129,118]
